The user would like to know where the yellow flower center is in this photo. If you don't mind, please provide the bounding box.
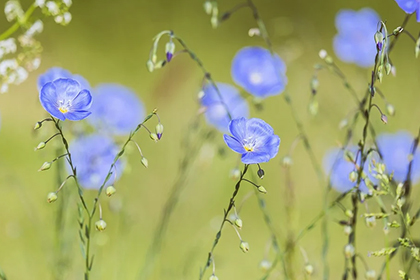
[59,106,69,113]
[244,145,254,152]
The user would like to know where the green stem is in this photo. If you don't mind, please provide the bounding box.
[0,3,37,41]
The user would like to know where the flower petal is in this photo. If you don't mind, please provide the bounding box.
[246,118,274,138]
[223,134,246,154]
[241,151,271,164]
[66,110,91,121]
[39,82,65,120]
[394,0,418,14]
[53,78,81,101]
[229,117,247,140]
[71,89,92,111]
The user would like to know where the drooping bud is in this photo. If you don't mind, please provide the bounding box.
[150,133,159,142]
[282,156,293,167]
[203,1,212,15]
[257,168,265,179]
[146,60,154,72]
[365,270,376,280]
[38,161,52,171]
[349,171,357,183]
[239,241,249,253]
[365,216,376,228]
[141,157,149,168]
[385,103,395,116]
[259,260,272,272]
[385,62,392,75]
[234,218,243,229]
[34,121,42,130]
[344,225,352,236]
[211,16,218,29]
[229,168,240,180]
[248,28,260,37]
[374,31,384,51]
[318,49,327,59]
[47,192,58,203]
[165,41,175,62]
[308,99,318,116]
[95,219,107,231]
[106,186,116,197]
[257,186,267,194]
[344,244,355,258]
[381,114,388,124]
[209,274,219,280]
[35,142,46,151]
[310,76,319,95]
[345,209,354,218]
[304,264,314,275]
[393,26,403,35]
[155,123,164,140]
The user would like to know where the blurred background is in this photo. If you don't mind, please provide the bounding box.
[1,0,420,279]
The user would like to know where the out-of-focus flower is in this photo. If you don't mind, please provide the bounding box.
[39,78,92,121]
[394,0,420,21]
[0,59,27,86]
[200,82,249,133]
[376,131,420,183]
[231,46,287,98]
[69,134,123,189]
[25,20,44,37]
[333,8,380,68]
[323,146,378,193]
[223,117,280,164]
[87,83,145,135]
[4,0,24,22]
[37,67,90,92]
[0,38,17,59]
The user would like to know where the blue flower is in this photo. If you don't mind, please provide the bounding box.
[376,131,420,184]
[333,8,380,68]
[231,46,287,98]
[323,146,378,194]
[394,0,420,22]
[69,134,123,190]
[223,117,280,164]
[37,67,90,92]
[39,78,92,121]
[87,83,145,135]
[200,82,249,133]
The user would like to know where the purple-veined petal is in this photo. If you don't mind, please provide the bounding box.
[223,134,246,154]
[246,118,274,139]
[66,110,91,121]
[53,78,81,101]
[241,151,271,164]
[71,89,92,111]
[40,82,65,120]
[229,117,247,140]
[37,67,72,91]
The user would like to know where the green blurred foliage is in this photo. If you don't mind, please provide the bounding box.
[1,0,420,279]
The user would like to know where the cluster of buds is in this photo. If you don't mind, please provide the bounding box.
[36,0,73,26]
[203,1,218,28]
[373,23,392,84]
[146,31,176,73]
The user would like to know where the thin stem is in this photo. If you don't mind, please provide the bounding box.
[0,3,37,41]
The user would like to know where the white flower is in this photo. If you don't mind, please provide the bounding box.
[46,1,59,15]
[35,0,46,7]
[4,0,24,22]
[0,59,18,76]
[63,12,71,24]
[13,67,28,84]
[0,38,17,55]
[26,20,44,37]
[54,15,63,24]
[62,0,72,7]
[0,83,9,94]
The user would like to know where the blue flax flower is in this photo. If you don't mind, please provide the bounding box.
[39,78,92,121]
[394,0,420,21]
[200,82,249,133]
[37,67,90,91]
[69,134,123,190]
[231,46,287,98]
[87,83,145,135]
[376,131,420,184]
[333,8,380,68]
[223,117,280,164]
[323,146,378,194]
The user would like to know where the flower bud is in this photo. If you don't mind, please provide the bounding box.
[146,60,154,72]
[257,186,267,194]
[234,218,243,229]
[248,28,260,37]
[211,16,218,28]
[318,49,327,59]
[310,76,319,95]
[416,38,420,58]
[229,168,240,180]
[365,216,376,228]
[165,41,175,62]
[344,244,355,258]
[344,225,352,236]
[38,161,52,171]
[34,121,42,130]
[304,264,314,275]
[203,1,212,15]
[366,270,376,280]
[95,219,107,231]
[209,274,219,280]
[154,60,166,69]
[239,241,249,253]
[393,26,403,35]
[150,133,159,142]
[386,103,395,116]
[338,118,348,130]
[197,90,205,99]
[47,192,57,203]
[141,157,149,168]
[374,31,384,51]
[259,260,272,272]
[155,123,164,140]
[345,209,354,218]
[308,99,318,116]
[257,168,265,179]
[106,186,116,197]
[35,141,46,151]
[385,62,391,75]
[349,171,357,182]
[282,156,292,167]
[381,114,388,124]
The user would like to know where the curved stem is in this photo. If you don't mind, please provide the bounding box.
[0,3,37,41]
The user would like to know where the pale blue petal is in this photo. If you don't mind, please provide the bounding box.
[241,151,271,164]
[229,117,247,140]
[395,0,418,13]
[223,135,246,154]
[71,89,92,111]
[66,110,91,121]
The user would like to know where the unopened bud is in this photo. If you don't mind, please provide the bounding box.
[374,31,384,51]
[204,1,212,15]
[248,28,260,37]
[339,118,348,130]
[150,133,159,142]
[234,218,243,229]
[257,168,265,179]
[34,121,42,130]
[377,66,383,83]
[155,123,164,139]
[259,260,272,272]
[240,241,249,253]
[282,156,292,167]
[165,41,175,62]
[257,186,267,194]
[35,142,46,151]
[345,209,354,218]
[308,99,318,116]
[366,270,376,280]
[146,60,154,72]
[106,186,116,197]
[344,225,352,236]
[344,244,355,258]
[141,157,149,168]
[154,60,166,69]
[366,216,376,228]
[349,171,357,183]
[396,183,404,198]
[211,16,218,28]
[197,90,205,99]
[416,38,420,58]
[381,114,388,124]
[230,168,240,180]
[393,26,403,35]
[95,219,107,231]
[47,192,57,203]
[38,161,52,171]
[318,49,327,59]
[386,103,395,116]
[310,76,319,94]
[209,274,219,280]
[304,264,314,275]
[385,62,391,75]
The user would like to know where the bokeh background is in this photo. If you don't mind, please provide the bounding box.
[1,0,420,279]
